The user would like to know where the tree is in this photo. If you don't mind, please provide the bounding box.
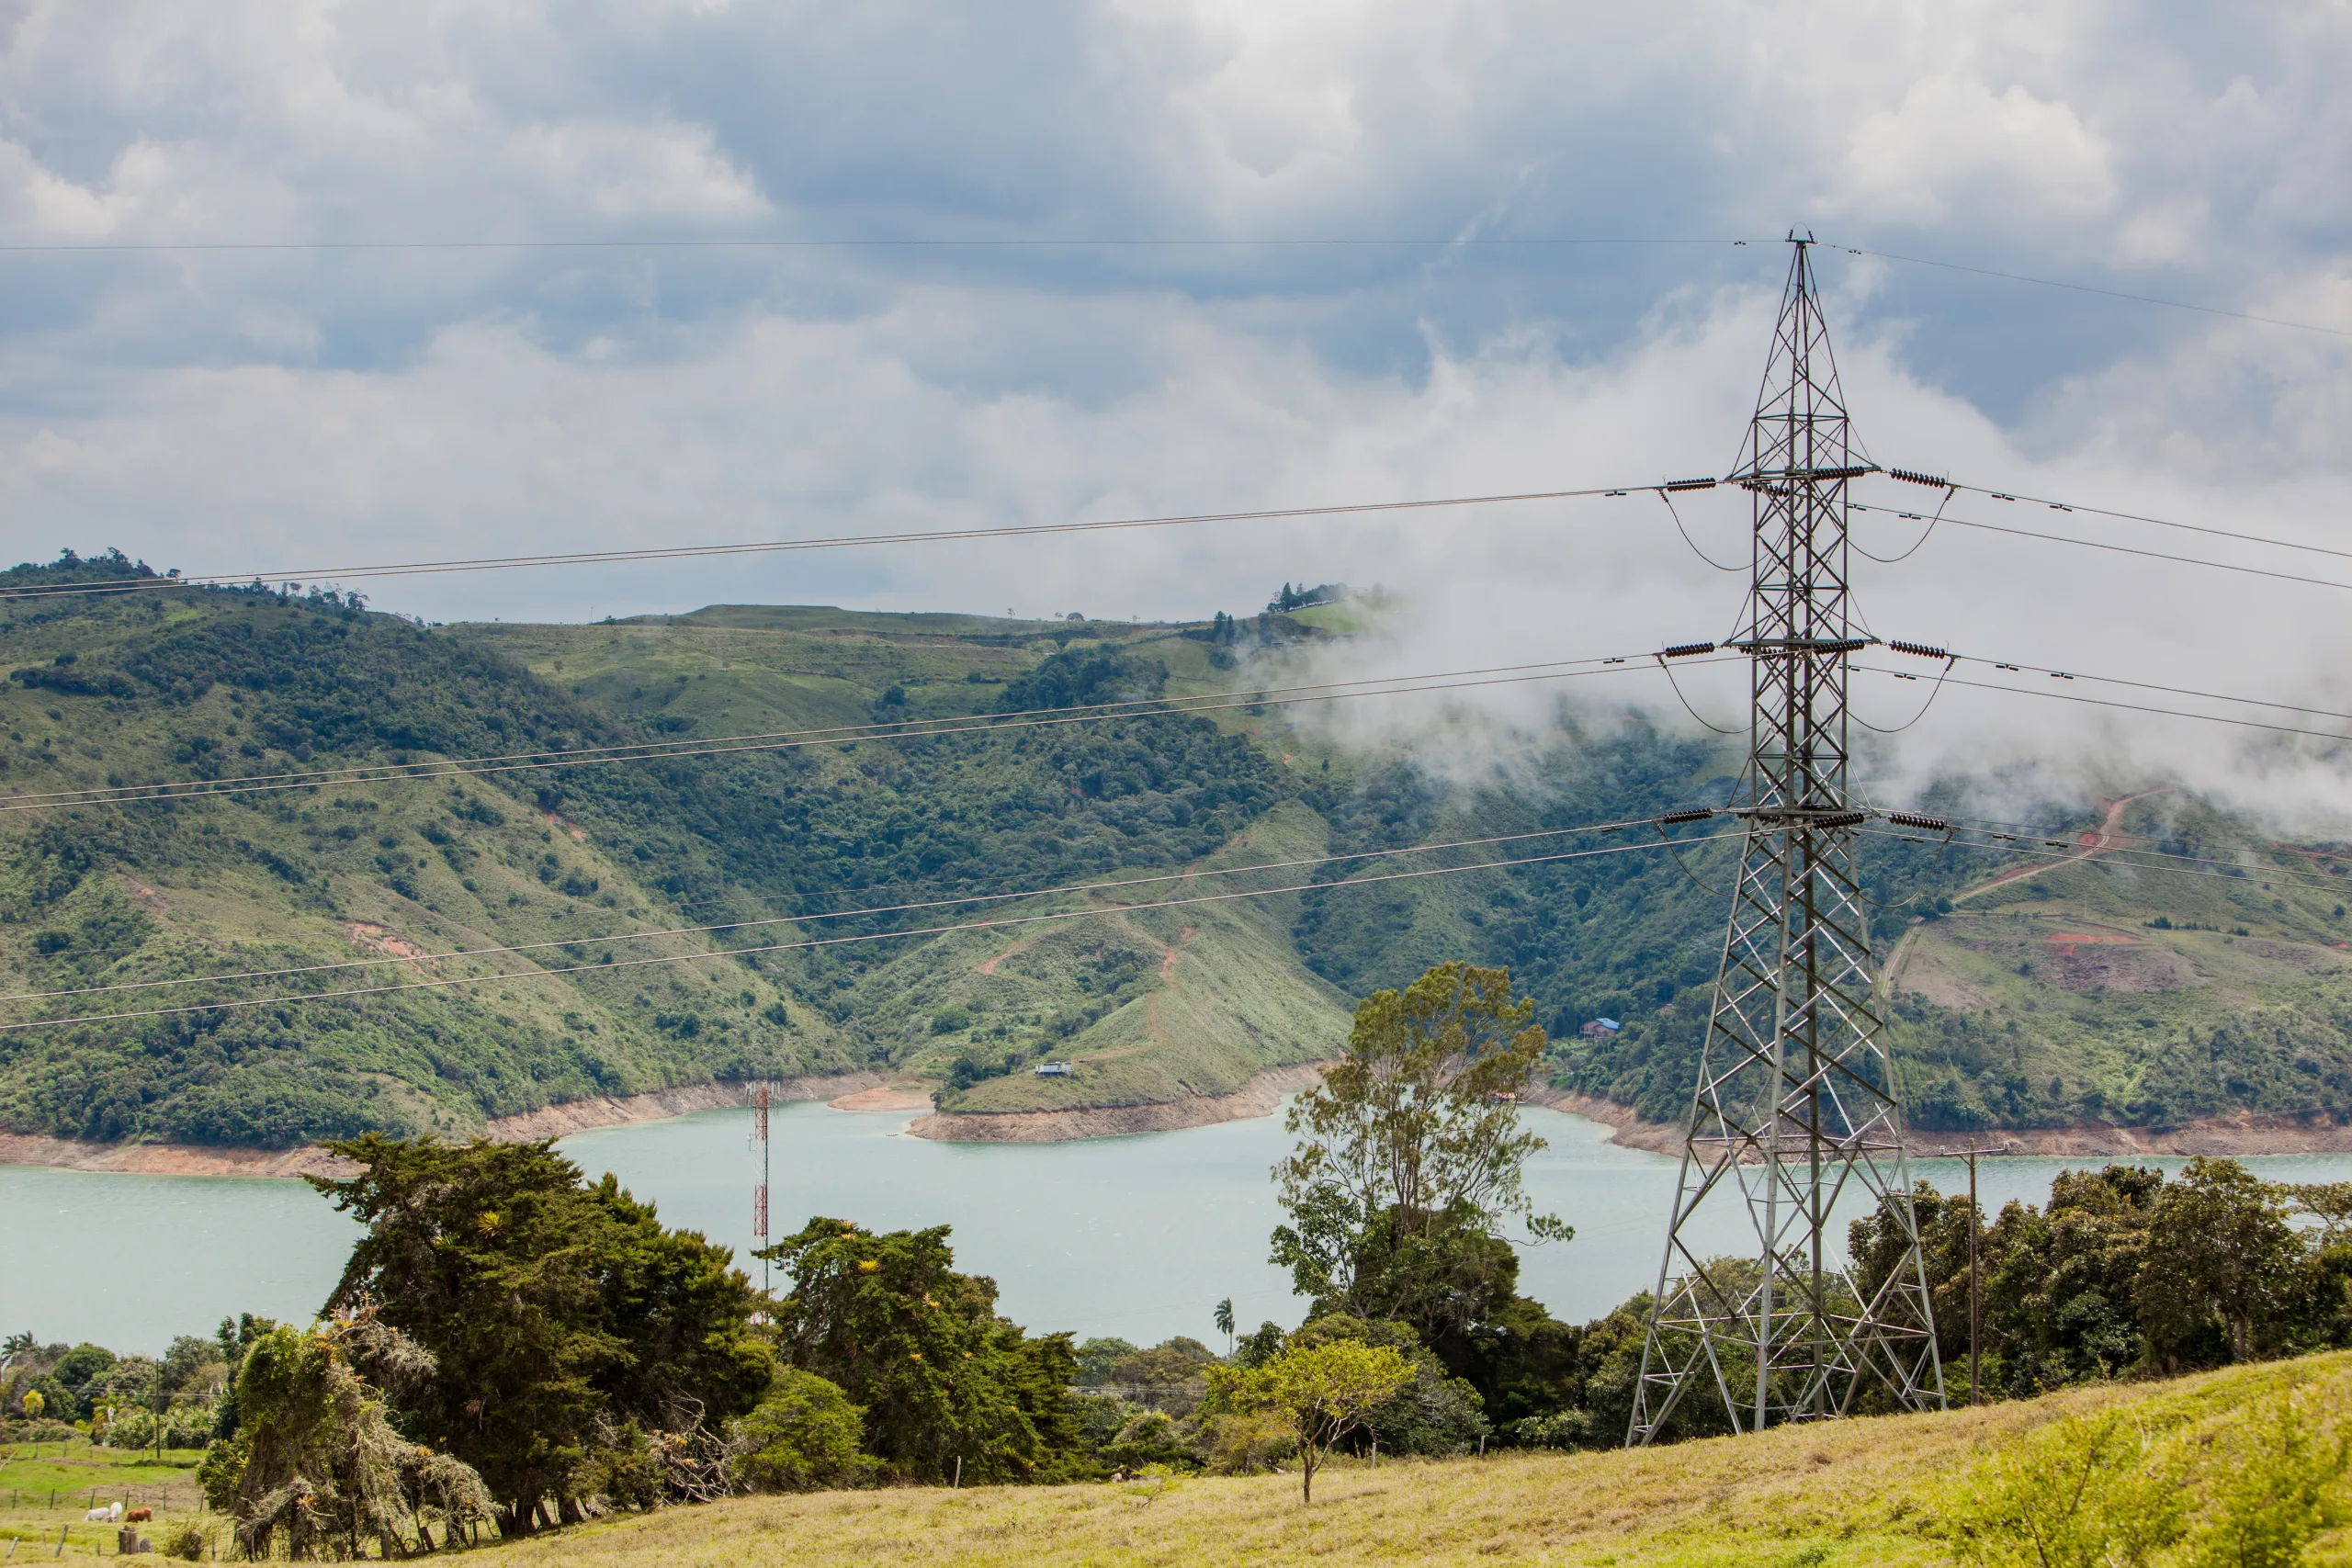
[1849,1179,1981,1369]
[762,1217,1093,1485]
[1205,1340,1412,1503]
[728,1370,876,1493]
[1287,1315,1488,1459]
[1984,1166,2164,1393]
[311,1135,771,1530]
[1214,1298,1235,1356]
[2138,1157,2301,1367]
[197,1311,492,1559]
[1272,963,1566,1347]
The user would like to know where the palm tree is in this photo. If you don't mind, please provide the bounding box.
[1213,1298,1235,1358]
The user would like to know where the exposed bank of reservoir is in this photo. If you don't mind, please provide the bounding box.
[10,1101,2352,1355]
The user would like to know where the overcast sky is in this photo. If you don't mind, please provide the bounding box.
[1,1,2349,815]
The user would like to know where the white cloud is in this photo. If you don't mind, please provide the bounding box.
[0,1,2349,825]
[1836,75,2113,225]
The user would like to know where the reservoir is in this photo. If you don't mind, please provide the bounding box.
[8,1100,2352,1354]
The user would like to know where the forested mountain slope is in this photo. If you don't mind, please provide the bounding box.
[1,549,2346,1149]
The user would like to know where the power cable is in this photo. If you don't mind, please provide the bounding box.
[1935,481,2352,566]
[1831,244,2352,342]
[0,651,1651,807]
[1651,650,1745,735]
[1853,652,1956,735]
[1901,804,2352,884]
[1853,664,2352,748]
[0,478,1683,602]
[0,810,1699,1006]
[1851,502,2352,595]
[1657,488,1745,572]
[0,238,1749,254]
[0,828,1744,1033]
[0,651,1737,814]
[1853,482,1956,566]
[1944,654,2352,728]
[1862,825,2352,898]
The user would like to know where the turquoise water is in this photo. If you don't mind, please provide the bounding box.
[8,1100,2352,1353]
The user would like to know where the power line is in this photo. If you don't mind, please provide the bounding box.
[1850,502,2352,595]
[1832,244,2352,342]
[0,237,1746,254]
[1939,825,2350,895]
[1863,825,2352,897]
[0,828,1742,1034]
[0,478,1679,602]
[0,651,1643,806]
[1934,481,2352,566]
[0,649,1731,814]
[1902,803,2352,879]
[0,810,1704,1006]
[1949,655,2352,727]
[1854,663,2352,748]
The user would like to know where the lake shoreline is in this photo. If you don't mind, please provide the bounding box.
[905,1065,1327,1143]
[9,1070,2350,1178]
[1517,1084,2352,1158]
[0,1071,888,1180]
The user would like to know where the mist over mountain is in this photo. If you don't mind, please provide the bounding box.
[0,556,2344,1153]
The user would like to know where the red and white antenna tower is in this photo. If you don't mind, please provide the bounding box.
[749,1080,772,1297]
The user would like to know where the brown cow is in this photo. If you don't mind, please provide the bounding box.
[124,1507,153,1522]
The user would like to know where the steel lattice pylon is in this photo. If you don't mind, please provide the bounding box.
[1626,238,1943,1444]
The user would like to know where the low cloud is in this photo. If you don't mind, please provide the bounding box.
[0,1,2349,828]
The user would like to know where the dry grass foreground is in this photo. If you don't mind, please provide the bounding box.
[485,1351,2352,1568]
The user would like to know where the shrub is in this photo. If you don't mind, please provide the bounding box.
[1941,1408,2189,1568]
[1102,1410,1193,1471]
[729,1370,875,1493]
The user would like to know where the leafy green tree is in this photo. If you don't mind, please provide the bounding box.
[1101,1409,1193,1470]
[312,1135,771,1530]
[1234,1322,1286,1369]
[1441,1289,1588,1435]
[1272,963,1566,1347]
[1984,1166,2164,1393]
[198,1312,492,1559]
[762,1217,1093,1485]
[52,1341,115,1418]
[2138,1157,2301,1367]
[1074,1337,1137,1387]
[1287,1314,1488,1459]
[1205,1339,1412,1503]
[728,1370,876,1493]
[1849,1179,1982,1368]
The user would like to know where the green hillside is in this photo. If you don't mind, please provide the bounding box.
[2,548,2349,1150]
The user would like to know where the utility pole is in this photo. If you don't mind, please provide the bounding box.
[1954,1141,2001,1405]
[1627,236,1943,1443]
[750,1081,772,1298]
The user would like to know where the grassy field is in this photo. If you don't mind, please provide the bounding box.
[4,1357,2344,1563]
[478,1352,2352,1568]
[0,1437,204,1555]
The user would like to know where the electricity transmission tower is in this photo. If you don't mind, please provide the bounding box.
[1627,237,1943,1443]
